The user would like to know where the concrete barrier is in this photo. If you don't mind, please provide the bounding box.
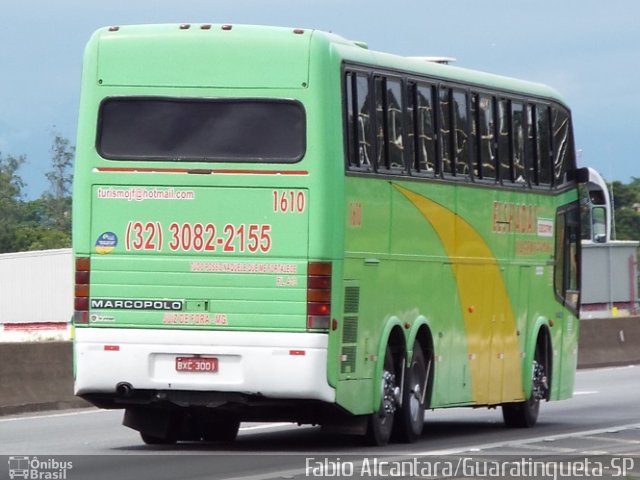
[0,316,638,415]
[577,316,640,369]
[0,341,87,416]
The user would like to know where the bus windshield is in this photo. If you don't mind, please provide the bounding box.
[97,97,306,163]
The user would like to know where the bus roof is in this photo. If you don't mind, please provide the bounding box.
[87,23,567,104]
[325,34,567,105]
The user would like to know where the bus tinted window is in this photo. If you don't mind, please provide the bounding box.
[374,77,405,172]
[386,78,405,171]
[343,67,575,192]
[408,83,437,175]
[537,105,552,185]
[356,74,374,169]
[345,73,358,168]
[375,77,386,169]
[552,107,572,185]
[526,104,537,185]
[511,101,526,183]
[98,98,305,163]
[498,99,511,182]
[439,87,453,175]
[453,90,469,176]
[478,95,496,180]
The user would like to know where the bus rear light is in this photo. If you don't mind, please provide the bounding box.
[307,315,330,330]
[75,270,90,284]
[75,297,89,311]
[307,302,330,316]
[308,262,332,276]
[74,256,90,325]
[221,24,233,31]
[307,275,331,289]
[75,284,89,297]
[307,289,331,302]
[307,261,332,330]
[76,257,90,271]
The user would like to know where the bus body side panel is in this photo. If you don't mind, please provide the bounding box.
[342,173,577,409]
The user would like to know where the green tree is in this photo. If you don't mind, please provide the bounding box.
[0,133,75,253]
[611,177,640,241]
[0,152,27,252]
[611,180,638,210]
[43,133,74,233]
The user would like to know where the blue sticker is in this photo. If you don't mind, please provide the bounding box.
[96,232,118,254]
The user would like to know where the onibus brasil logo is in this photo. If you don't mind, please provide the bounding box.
[8,456,73,479]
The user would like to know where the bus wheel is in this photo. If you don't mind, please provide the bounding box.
[502,351,548,428]
[365,347,399,446]
[393,345,430,443]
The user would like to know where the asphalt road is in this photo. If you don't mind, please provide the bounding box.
[1,365,638,479]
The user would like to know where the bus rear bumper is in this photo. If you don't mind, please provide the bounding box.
[74,328,335,404]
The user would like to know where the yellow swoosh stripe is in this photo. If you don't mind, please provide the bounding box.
[394,184,523,404]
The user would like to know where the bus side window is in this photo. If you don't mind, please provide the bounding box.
[344,71,374,171]
[526,104,537,185]
[439,86,453,176]
[497,99,511,183]
[408,82,437,175]
[537,105,552,186]
[478,95,496,180]
[345,72,358,168]
[386,78,405,172]
[554,204,580,311]
[511,101,526,183]
[373,76,405,173]
[356,73,374,170]
[470,94,479,177]
[552,106,572,186]
[374,76,387,170]
[453,90,470,177]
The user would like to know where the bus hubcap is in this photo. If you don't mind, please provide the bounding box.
[382,370,400,417]
[532,360,548,401]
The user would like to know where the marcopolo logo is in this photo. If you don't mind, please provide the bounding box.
[8,456,73,480]
[90,299,183,311]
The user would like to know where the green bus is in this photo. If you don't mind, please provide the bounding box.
[73,24,582,446]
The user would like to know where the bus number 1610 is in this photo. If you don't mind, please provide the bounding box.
[273,190,306,214]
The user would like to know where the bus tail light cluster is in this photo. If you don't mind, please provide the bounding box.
[307,262,331,330]
[74,257,91,324]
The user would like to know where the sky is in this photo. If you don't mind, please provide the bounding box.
[2,0,639,198]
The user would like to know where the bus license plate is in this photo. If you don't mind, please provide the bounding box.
[175,356,218,373]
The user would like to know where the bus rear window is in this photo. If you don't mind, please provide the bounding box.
[97,97,306,163]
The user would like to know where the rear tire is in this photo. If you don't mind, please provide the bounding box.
[365,347,398,446]
[502,349,548,428]
[393,345,430,443]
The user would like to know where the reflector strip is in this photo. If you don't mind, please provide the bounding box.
[74,256,91,325]
[95,167,308,175]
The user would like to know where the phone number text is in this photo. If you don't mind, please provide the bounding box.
[124,221,272,254]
